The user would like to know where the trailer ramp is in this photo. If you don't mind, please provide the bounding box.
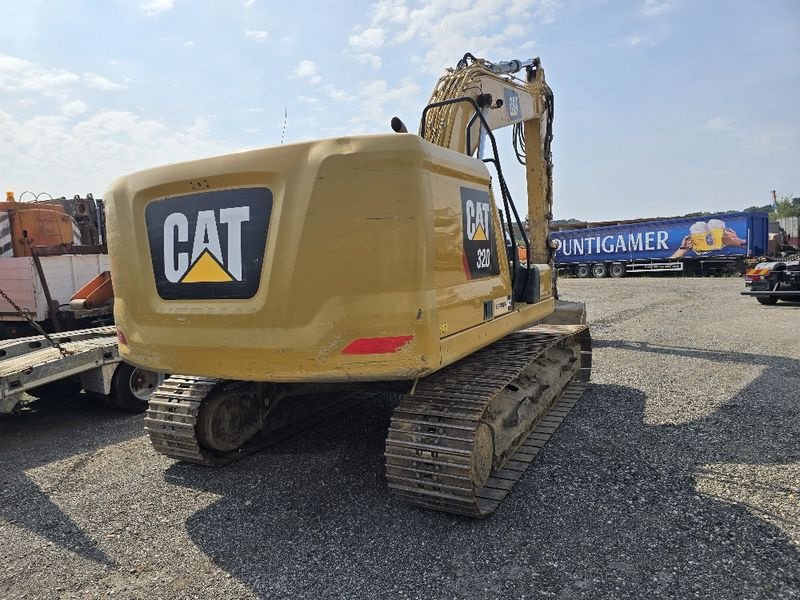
[0,326,119,413]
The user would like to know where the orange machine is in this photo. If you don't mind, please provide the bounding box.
[0,191,113,338]
[0,193,77,257]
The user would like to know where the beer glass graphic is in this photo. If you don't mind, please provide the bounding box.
[707,219,726,250]
[690,219,726,254]
[689,221,713,253]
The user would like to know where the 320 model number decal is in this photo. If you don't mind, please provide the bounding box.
[461,187,499,279]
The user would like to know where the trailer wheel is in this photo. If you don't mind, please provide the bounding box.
[591,263,608,278]
[109,363,164,413]
[609,263,626,278]
[756,296,779,305]
[575,264,591,278]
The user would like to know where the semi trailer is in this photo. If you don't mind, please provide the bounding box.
[551,211,769,278]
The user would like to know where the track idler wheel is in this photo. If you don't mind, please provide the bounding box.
[196,383,265,452]
[471,423,494,489]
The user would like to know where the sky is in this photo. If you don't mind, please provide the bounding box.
[1,0,798,221]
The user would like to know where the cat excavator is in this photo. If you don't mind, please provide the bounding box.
[105,54,591,517]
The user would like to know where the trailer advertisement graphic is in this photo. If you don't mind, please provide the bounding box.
[550,213,763,265]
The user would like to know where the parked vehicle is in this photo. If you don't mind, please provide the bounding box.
[741,257,800,305]
[551,212,769,278]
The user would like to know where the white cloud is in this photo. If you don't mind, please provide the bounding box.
[0,108,238,195]
[243,0,255,7]
[370,0,409,26]
[367,0,557,74]
[640,0,678,17]
[353,53,382,69]
[62,100,88,117]
[703,116,734,131]
[292,60,318,78]
[244,30,268,42]
[611,25,671,48]
[84,73,126,91]
[322,84,356,103]
[291,60,322,85]
[349,27,385,50]
[0,54,79,93]
[349,77,421,131]
[702,116,796,155]
[509,0,561,24]
[183,40,195,47]
[141,0,175,16]
[297,96,320,104]
[614,34,652,47]
[505,23,526,37]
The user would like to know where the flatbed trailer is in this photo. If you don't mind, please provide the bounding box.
[0,325,162,414]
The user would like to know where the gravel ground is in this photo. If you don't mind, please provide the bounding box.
[1,278,798,599]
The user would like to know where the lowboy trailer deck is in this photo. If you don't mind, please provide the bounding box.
[0,325,162,414]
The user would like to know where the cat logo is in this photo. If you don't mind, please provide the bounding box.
[465,197,491,242]
[460,187,499,280]
[163,206,249,284]
[146,187,272,300]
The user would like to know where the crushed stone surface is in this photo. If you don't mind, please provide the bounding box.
[1,277,798,599]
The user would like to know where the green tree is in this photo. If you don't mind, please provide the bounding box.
[771,194,800,219]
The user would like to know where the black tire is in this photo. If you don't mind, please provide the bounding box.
[756,296,779,305]
[591,263,608,278]
[27,378,83,399]
[609,263,626,278]
[109,362,163,413]
[575,264,590,278]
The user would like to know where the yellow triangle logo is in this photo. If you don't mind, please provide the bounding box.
[180,249,234,283]
[472,224,488,241]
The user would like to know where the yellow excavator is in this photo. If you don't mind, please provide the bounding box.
[105,54,591,517]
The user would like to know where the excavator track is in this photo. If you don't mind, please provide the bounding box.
[385,324,591,517]
[144,376,363,466]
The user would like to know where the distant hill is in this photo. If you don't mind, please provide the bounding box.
[743,204,774,213]
[553,202,798,227]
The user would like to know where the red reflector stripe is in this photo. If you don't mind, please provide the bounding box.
[342,335,414,355]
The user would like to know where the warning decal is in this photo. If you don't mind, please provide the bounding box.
[461,186,500,280]
[146,187,272,300]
